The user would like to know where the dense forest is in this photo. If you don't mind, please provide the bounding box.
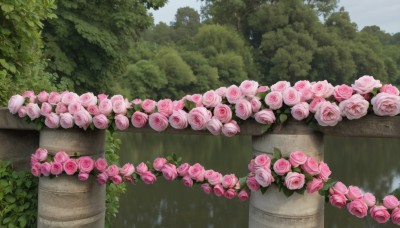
[1,0,400,104]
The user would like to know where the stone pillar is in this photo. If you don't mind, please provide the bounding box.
[249,120,324,228]
[37,128,106,228]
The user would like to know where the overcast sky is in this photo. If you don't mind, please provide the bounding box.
[151,0,400,34]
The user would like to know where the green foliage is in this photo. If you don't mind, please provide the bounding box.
[0,161,38,228]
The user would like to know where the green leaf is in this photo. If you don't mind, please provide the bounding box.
[295,188,306,195]
[5,195,16,203]
[282,187,294,197]
[279,114,288,123]
[18,216,27,227]
[238,177,247,189]
[273,148,282,159]
[260,187,268,195]
[184,99,196,111]
[134,104,141,111]
[261,124,270,134]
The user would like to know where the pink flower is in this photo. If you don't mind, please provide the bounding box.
[55,103,67,114]
[311,80,333,98]
[334,84,354,102]
[300,88,313,102]
[99,99,113,116]
[314,101,342,126]
[226,85,243,104]
[79,92,97,107]
[370,206,390,223]
[283,87,301,106]
[240,80,259,98]
[112,99,128,115]
[8,95,25,114]
[40,102,52,116]
[188,107,211,130]
[190,94,203,106]
[40,162,51,176]
[97,94,108,101]
[254,109,275,124]
[257,85,269,93]
[291,102,309,121]
[87,105,100,116]
[206,117,223,135]
[255,168,274,187]
[380,84,399,95]
[22,91,36,103]
[289,151,307,167]
[371,92,400,116]
[136,162,148,175]
[18,106,27,117]
[45,113,60,129]
[202,90,222,107]
[157,99,173,117]
[93,114,110,129]
[34,148,48,162]
[332,182,348,195]
[207,171,222,185]
[31,163,41,177]
[110,95,124,103]
[309,97,325,113]
[235,99,253,120]
[95,158,108,172]
[115,114,130,130]
[352,75,382,94]
[54,151,69,164]
[110,175,123,184]
[78,172,89,181]
[120,163,135,176]
[391,208,400,225]
[264,91,283,110]
[61,92,79,105]
[177,163,190,177]
[50,162,63,175]
[129,111,147,128]
[106,164,120,177]
[63,159,78,175]
[363,193,376,207]
[182,175,193,187]
[201,183,213,194]
[215,87,227,97]
[339,94,369,120]
[273,158,291,175]
[37,91,49,103]
[318,161,331,180]
[224,189,237,199]
[285,172,305,190]
[173,100,184,111]
[254,154,271,169]
[248,159,255,172]
[48,92,61,105]
[301,157,320,176]
[97,172,108,185]
[59,113,74,129]
[221,174,238,189]
[221,120,240,137]
[78,156,94,173]
[383,195,399,209]
[238,189,250,201]
[131,99,142,106]
[306,178,323,194]
[347,199,368,218]
[329,194,347,208]
[153,158,167,171]
[26,103,41,120]
[246,176,260,192]
[213,184,225,197]
[271,81,290,92]
[293,80,311,91]
[250,97,262,113]
[161,163,178,181]
[141,171,157,184]
[74,110,92,130]
[188,163,205,182]
[347,186,363,200]
[141,99,156,114]
[169,110,188,129]
[149,113,169,132]
[213,104,232,123]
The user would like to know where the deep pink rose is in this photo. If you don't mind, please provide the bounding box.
[169,110,188,129]
[334,84,354,102]
[352,75,382,94]
[329,194,347,208]
[238,189,250,201]
[8,95,25,114]
[264,91,283,110]
[37,91,49,103]
[78,172,89,181]
[380,84,400,95]
[206,117,223,135]
[221,174,238,189]
[235,99,252,120]
[63,159,78,175]
[79,92,97,107]
[48,92,61,105]
[115,114,130,130]
[34,148,48,162]
[99,99,113,116]
[363,193,376,207]
[248,159,255,172]
[224,189,237,199]
[347,186,363,200]
[221,120,240,137]
[289,151,307,167]
[97,172,108,185]
[332,182,348,195]
[161,163,178,181]
[149,113,169,132]
[188,163,205,182]
[339,94,369,120]
[271,81,290,92]
[309,97,325,113]
[131,111,148,128]
[55,103,67,114]
[347,199,368,218]
[254,154,271,169]
[283,87,301,106]
[318,161,331,180]
[254,109,275,124]
[141,99,156,114]
[50,162,63,175]
[250,97,262,113]
[240,80,259,98]
[226,85,243,104]
[273,158,291,175]
[291,102,310,121]
[202,90,222,107]
[40,102,52,116]
[213,184,225,197]
[285,172,305,190]
[383,195,399,209]
[391,207,400,225]
[314,101,342,126]
[177,163,190,177]
[293,80,311,91]
[188,107,211,130]
[301,157,320,176]
[141,171,157,185]
[213,104,232,123]
[112,99,127,115]
[18,106,27,117]
[201,183,213,194]
[136,162,148,175]
[45,113,60,129]
[182,175,193,187]
[74,110,92,130]
[31,163,41,177]
[106,164,120,177]
[87,105,100,116]
[157,99,173,117]
[246,176,260,192]
[95,158,108,172]
[120,163,135,176]
[110,175,123,184]
[371,92,400,116]
[93,114,109,129]
[78,156,94,173]
[26,103,41,120]
[370,206,390,223]
[40,162,51,176]
[255,168,274,187]
[153,157,167,171]
[306,178,323,194]
[59,113,74,129]
[311,80,333,98]
[54,151,69,164]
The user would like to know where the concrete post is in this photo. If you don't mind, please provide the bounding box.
[37,128,106,228]
[249,120,324,228]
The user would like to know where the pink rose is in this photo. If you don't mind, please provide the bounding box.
[34,148,48,162]
[213,184,225,197]
[157,99,173,117]
[110,175,123,184]
[221,174,238,189]
[271,81,290,92]
[383,195,399,209]
[291,102,309,120]
[161,163,178,181]
[8,95,25,114]
[26,103,41,120]
[254,109,275,124]
[182,175,193,187]
[40,102,52,116]
[61,92,79,105]
[106,164,120,177]
[370,206,390,223]
[45,113,60,129]
[213,104,232,123]
[224,189,237,199]
[309,97,325,113]
[63,159,78,175]
[79,92,97,107]
[99,99,113,116]
[93,114,110,129]
[153,157,167,171]
[250,97,262,113]
[50,162,63,175]
[235,99,253,120]
[141,99,156,114]
[22,91,36,103]
[391,208,400,225]
[18,106,27,117]
[334,84,354,102]
[273,158,291,175]
[226,85,243,104]
[55,103,67,114]
[347,186,363,200]
[54,151,69,164]
[78,156,94,173]
[352,75,382,94]
[246,176,260,192]
[59,113,74,129]
[31,163,41,177]
[207,171,222,186]
[130,111,148,128]
[283,87,301,106]
[74,110,92,130]
[332,182,348,195]
[221,120,240,137]
[131,98,142,106]
[136,162,148,175]
[37,91,49,103]
[363,193,376,207]
[112,99,127,115]
[285,172,305,190]
[149,113,169,132]
[48,92,61,105]
[371,92,400,116]
[347,199,368,218]
[300,88,313,102]
[95,158,108,172]
[120,163,135,176]
[248,159,255,172]
[306,178,323,194]
[67,101,83,115]
[255,168,274,187]
[318,161,331,180]
[238,189,250,201]
[293,80,311,91]
[289,151,307,167]
[257,85,269,93]
[190,94,203,106]
[240,80,259,98]
[115,114,130,130]
[87,105,100,116]
[201,183,213,194]
[188,107,211,130]
[264,91,283,110]
[97,172,109,185]
[169,110,188,129]
[202,90,222,107]
[78,172,89,181]
[254,154,271,169]
[40,162,51,176]
[177,163,190,176]
[380,84,400,95]
[314,101,342,126]
[188,163,205,182]
[110,95,124,103]
[216,87,227,97]
[173,100,184,111]
[329,193,347,208]
[97,94,108,101]
[301,157,320,176]
[339,94,369,120]
[311,80,333,98]
[206,117,223,135]
[141,171,157,185]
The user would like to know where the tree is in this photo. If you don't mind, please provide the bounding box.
[172,7,201,45]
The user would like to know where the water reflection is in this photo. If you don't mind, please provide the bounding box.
[112,133,400,228]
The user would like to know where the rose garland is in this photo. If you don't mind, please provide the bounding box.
[7,75,400,136]
[31,148,400,225]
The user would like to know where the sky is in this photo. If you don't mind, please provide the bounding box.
[151,0,400,34]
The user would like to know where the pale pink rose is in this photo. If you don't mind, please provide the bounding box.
[22,91,36,103]
[283,87,301,106]
[78,156,94,173]
[55,103,68,114]
[248,159,255,172]
[299,88,313,102]
[59,113,74,129]
[54,151,69,164]
[202,90,222,107]
[318,161,331,180]
[334,84,354,102]
[339,94,369,120]
[35,148,48,162]
[309,97,325,113]
[264,91,283,110]
[188,163,205,182]
[224,189,237,199]
[221,120,240,137]
[363,193,376,207]
[238,189,250,201]
[311,80,333,98]
[169,110,188,129]
[285,172,305,190]
[141,99,156,114]
[131,99,142,106]
[291,102,309,120]
[50,162,63,175]
[115,114,130,130]
[190,94,203,105]
[213,104,232,123]
[235,99,252,120]
[380,84,399,95]
[301,157,320,176]
[112,99,127,115]
[257,85,270,93]
[347,186,363,200]
[31,163,41,176]
[153,157,167,171]
[106,164,120,177]
[371,92,400,116]
[226,85,243,104]
[63,159,78,175]
[201,183,213,194]
[391,208,400,225]
[37,91,49,103]
[48,92,61,105]
[173,100,184,111]
[87,105,100,116]
[188,107,211,130]
[161,163,178,181]
[352,75,382,94]
[182,175,193,187]
[8,95,25,114]
[45,113,60,128]
[370,206,390,223]
[93,114,109,129]
[255,168,274,187]
[215,87,227,97]
[40,102,52,116]
[26,103,41,120]
[130,111,147,128]
[18,106,27,117]
[271,81,290,92]
[314,101,342,126]
[240,80,259,98]
[254,154,271,169]
[149,113,169,132]
[306,178,323,194]
[74,110,92,130]
[207,171,222,186]
[99,99,113,116]
[157,99,173,117]
[289,151,307,167]
[347,199,368,218]
[329,193,347,208]
[293,80,311,91]
[67,101,83,114]
[254,109,275,124]
[206,117,223,135]
[250,97,262,113]
[110,95,124,103]
[332,182,348,195]
[221,174,238,189]
[383,195,399,209]
[177,163,190,176]
[213,184,225,197]
[273,158,291,175]
[97,94,108,101]
[97,172,108,185]
[136,162,148,175]
[78,172,89,181]
[79,92,97,107]
[40,162,51,176]
[61,92,79,105]
[95,158,108,172]
[141,171,157,184]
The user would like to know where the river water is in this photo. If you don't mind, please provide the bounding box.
[112,132,400,228]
